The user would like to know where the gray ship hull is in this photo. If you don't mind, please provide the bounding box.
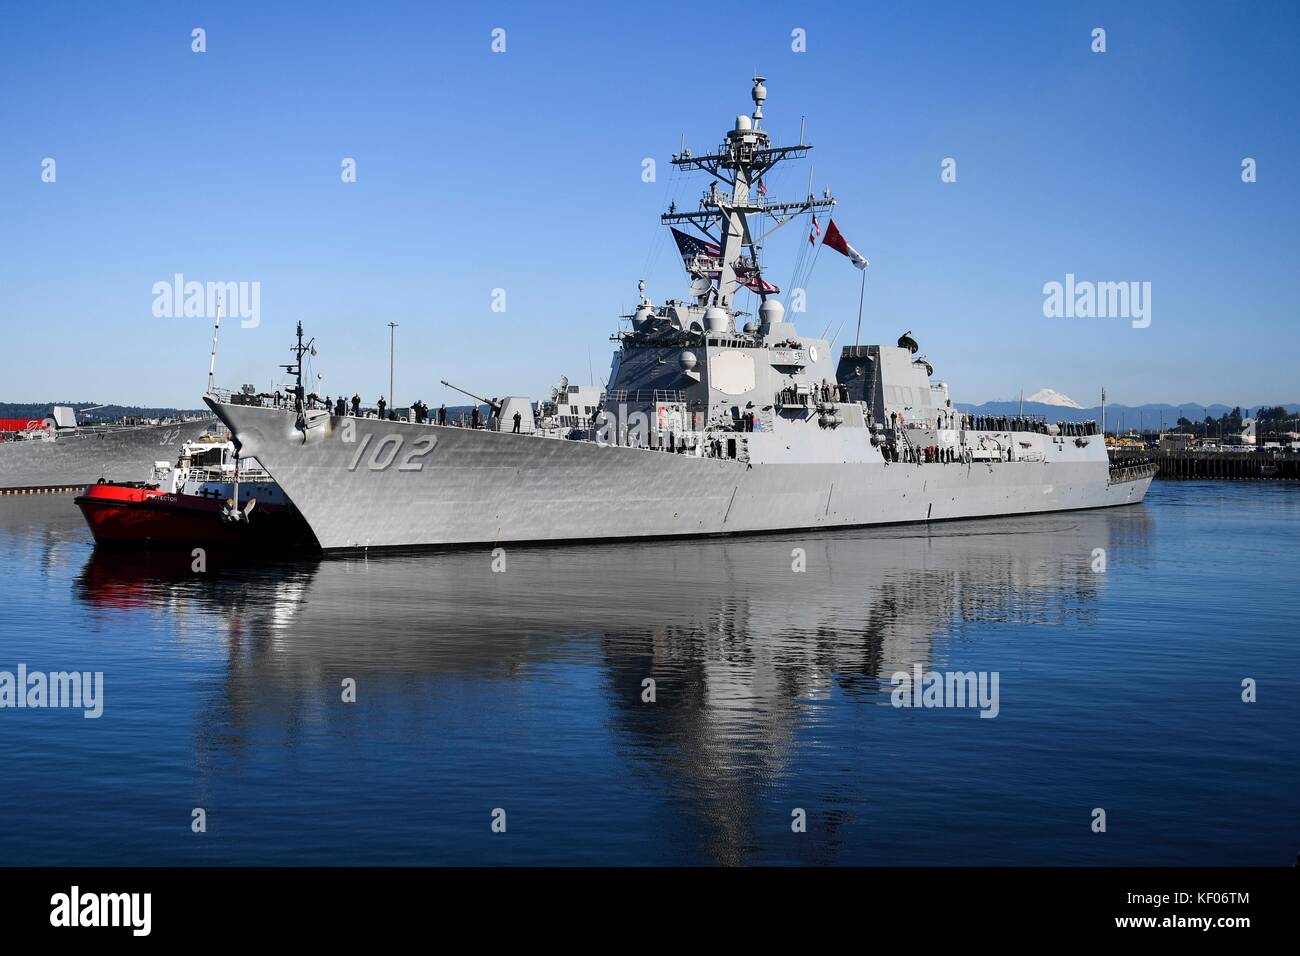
[0,419,218,492]
[207,401,1151,551]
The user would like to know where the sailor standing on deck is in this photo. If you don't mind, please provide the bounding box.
[377,396,386,420]
[512,411,522,433]
[438,404,446,425]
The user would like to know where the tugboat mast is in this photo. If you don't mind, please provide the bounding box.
[206,298,223,396]
[661,76,836,311]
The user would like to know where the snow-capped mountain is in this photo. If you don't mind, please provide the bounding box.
[1024,388,1084,409]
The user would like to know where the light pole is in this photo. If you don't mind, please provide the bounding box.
[387,321,398,414]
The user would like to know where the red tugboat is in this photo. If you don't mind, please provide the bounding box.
[75,435,315,548]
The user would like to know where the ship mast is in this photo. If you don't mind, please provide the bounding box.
[206,297,222,396]
[280,321,313,416]
[661,77,835,311]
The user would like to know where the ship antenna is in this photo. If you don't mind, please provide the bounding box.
[280,320,308,417]
[853,267,867,348]
[206,297,223,395]
[660,77,833,314]
[294,322,304,413]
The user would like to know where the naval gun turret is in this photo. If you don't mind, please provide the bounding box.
[440,380,535,433]
[440,380,501,415]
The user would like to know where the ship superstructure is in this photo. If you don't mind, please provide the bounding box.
[204,78,1154,550]
[535,377,603,439]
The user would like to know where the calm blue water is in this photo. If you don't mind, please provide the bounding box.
[1,482,1296,865]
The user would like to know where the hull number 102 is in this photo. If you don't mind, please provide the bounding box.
[345,433,437,472]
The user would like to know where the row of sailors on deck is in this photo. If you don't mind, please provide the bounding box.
[278,390,477,427]
[884,443,1033,465]
[961,414,1050,433]
[892,411,963,430]
[1056,420,1097,436]
[882,444,962,464]
[881,409,1098,436]
[954,413,1098,436]
[778,382,851,407]
[964,414,1098,436]
[261,388,510,430]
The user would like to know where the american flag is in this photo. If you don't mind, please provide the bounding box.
[758,178,767,196]
[671,227,721,261]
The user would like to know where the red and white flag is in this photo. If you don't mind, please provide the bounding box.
[823,219,869,270]
[741,274,780,296]
[809,213,821,245]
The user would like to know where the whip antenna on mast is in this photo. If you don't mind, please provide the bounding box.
[207,298,223,395]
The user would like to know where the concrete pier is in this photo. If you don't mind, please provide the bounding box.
[1110,449,1300,480]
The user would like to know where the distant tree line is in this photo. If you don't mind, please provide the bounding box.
[1176,407,1244,435]
[1174,406,1297,438]
[0,402,206,421]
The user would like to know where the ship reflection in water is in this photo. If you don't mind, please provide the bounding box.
[63,501,1246,866]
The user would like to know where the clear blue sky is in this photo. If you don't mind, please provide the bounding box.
[1,0,1296,408]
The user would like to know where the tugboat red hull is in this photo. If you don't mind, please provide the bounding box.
[75,482,315,548]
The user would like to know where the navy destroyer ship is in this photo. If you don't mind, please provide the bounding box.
[205,78,1155,550]
[0,406,216,493]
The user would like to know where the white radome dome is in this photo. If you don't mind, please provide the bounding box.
[704,307,730,333]
[759,299,785,326]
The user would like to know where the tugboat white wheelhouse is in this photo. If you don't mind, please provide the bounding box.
[205,78,1155,551]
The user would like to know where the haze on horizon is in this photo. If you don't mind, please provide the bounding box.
[1,1,1296,410]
